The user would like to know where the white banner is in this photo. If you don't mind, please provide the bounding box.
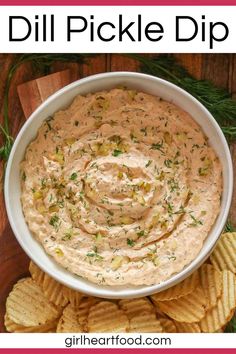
[0,6,235,53]
[0,333,235,348]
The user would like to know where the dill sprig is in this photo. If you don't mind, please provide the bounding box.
[225,316,236,333]
[224,221,236,233]
[130,54,236,140]
[0,54,89,163]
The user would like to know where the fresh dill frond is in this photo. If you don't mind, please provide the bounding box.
[224,315,236,332]
[224,221,236,233]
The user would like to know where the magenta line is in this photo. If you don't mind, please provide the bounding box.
[0,0,236,5]
[0,349,236,353]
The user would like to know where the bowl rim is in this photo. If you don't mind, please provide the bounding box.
[4,71,234,298]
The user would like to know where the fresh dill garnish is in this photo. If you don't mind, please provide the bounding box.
[224,221,236,233]
[189,214,203,227]
[127,238,135,247]
[49,215,60,229]
[112,149,123,157]
[150,141,164,153]
[86,249,104,261]
[224,316,236,333]
[137,230,145,237]
[70,172,78,180]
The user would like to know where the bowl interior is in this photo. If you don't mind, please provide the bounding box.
[4,72,233,299]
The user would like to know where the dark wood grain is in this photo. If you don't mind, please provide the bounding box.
[17,70,77,119]
[0,53,236,333]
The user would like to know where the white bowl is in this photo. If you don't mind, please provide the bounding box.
[4,72,233,299]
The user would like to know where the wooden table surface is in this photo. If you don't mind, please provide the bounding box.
[0,53,236,332]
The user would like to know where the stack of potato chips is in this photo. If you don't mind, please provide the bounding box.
[4,232,236,333]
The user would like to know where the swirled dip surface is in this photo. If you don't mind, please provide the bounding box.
[21,89,222,286]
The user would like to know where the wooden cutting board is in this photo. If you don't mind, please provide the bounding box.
[0,70,79,333]
[0,55,236,333]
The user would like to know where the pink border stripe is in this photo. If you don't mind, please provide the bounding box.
[1,350,236,353]
[1,0,236,4]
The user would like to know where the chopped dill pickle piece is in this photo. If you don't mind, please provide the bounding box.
[53,152,64,165]
[164,132,172,145]
[117,171,123,179]
[198,167,208,176]
[128,90,137,100]
[153,257,160,266]
[143,182,151,192]
[55,248,64,257]
[98,143,110,156]
[121,216,133,225]
[64,137,76,146]
[49,205,59,213]
[95,232,103,244]
[111,256,123,270]
[33,190,43,200]
[36,203,47,214]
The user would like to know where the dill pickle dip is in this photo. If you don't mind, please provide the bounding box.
[20,88,222,286]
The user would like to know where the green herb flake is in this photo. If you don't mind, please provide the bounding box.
[62,231,73,241]
[189,214,203,227]
[49,215,60,228]
[137,230,145,237]
[150,141,164,153]
[127,238,135,247]
[168,256,177,261]
[112,149,123,157]
[86,250,104,261]
[41,178,47,188]
[70,172,78,180]
[167,202,174,214]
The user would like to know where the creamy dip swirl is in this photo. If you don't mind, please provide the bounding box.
[21,88,222,286]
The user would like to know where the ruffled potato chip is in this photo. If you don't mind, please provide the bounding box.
[57,304,82,333]
[119,297,154,319]
[159,317,177,333]
[129,313,163,333]
[62,287,84,308]
[4,314,57,333]
[156,286,207,323]
[151,272,199,302]
[29,261,68,307]
[199,264,222,310]
[200,270,236,332]
[87,301,129,333]
[210,233,236,273]
[174,321,201,333]
[77,297,99,331]
[6,278,61,327]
